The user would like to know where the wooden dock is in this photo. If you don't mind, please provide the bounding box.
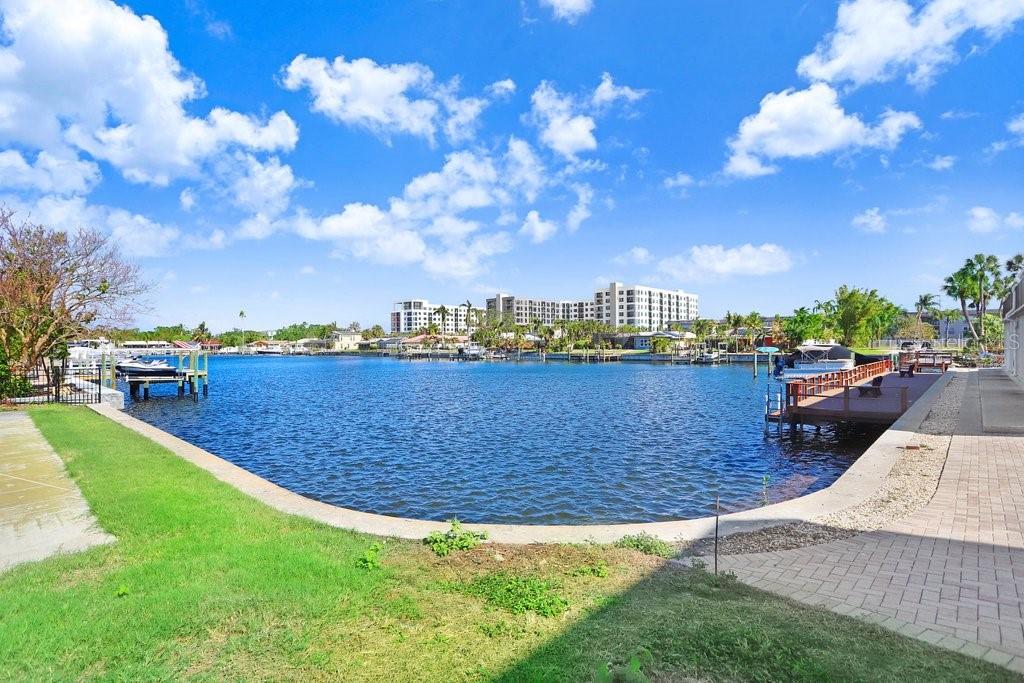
[124,352,210,401]
[768,359,943,426]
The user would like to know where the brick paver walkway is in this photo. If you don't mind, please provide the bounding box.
[712,370,1024,673]
[0,411,112,570]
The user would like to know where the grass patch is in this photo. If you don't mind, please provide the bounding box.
[614,533,675,558]
[0,406,1014,681]
[461,572,569,617]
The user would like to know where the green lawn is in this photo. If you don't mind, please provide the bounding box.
[0,406,1013,681]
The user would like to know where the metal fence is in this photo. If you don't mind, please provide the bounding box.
[10,358,102,405]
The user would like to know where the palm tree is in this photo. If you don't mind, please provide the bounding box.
[191,321,211,343]
[942,268,979,342]
[238,310,247,348]
[914,293,938,323]
[690,318,713,344]
[724,311,742,352]
[744,311,763,350]
[433,306,450,346]
[965,253,1001,340]
[1006,253,1024,276]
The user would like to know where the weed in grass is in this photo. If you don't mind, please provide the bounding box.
[115,584,130,598]
[463,572,568,617]
[357,542,385,570]
[571,560,609,578]
[613,533,674,558]
[423,519,487,556]
[596,647,654,683]
[478,620,523,639]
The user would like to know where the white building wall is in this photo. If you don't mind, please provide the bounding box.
[1004,277,1024,383]
[391,300,483,334]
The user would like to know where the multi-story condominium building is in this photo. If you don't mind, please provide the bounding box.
[485,283,698,331]
[390,299,483,334]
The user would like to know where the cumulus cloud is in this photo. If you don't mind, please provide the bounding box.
[0,150,99,195]
[612,246,651,266]
[529,74,645,160]
[591,72,647,108]
[565,182,592,233]
[851,207,888,233]
[539,0,594,23]
[0,0,297,186]
[12,194,180,258]
[725,83,921,177]
[925,154,956,170]
[519,210,557,243]
[282,54,509,146]
[657,243,793,281]
[663,171,694,196]
[288,140,553,278]
[797,0,1024,90]
[967,206,1023,233]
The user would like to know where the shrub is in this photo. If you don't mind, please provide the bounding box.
[356,542,385,570]
[423,519,487,556]
[571,560,609,578]
[0,363,32,400]
[614,533,674,558]
[463,572,568,617]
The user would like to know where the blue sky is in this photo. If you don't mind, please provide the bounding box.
[1,0,1022,332]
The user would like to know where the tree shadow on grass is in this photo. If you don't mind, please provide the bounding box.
[491,524,1023,682]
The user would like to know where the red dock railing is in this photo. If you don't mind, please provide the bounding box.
[785,359,892,410]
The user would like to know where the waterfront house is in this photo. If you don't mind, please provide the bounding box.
[328,330,362,351]
[1004,276,1023,383]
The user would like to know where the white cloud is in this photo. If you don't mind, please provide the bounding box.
[220,153,300,219]
[663,171,694,196]
[591,72,647,108]
[0,150,99,195]
[282,54,507,146]
[725,83,921,177]
[288,141,539,279]
[940,109,978,120]
[1009,113,1024,137]
[851,207,888,233]
[504,136,546,202]
[13,194,180,258]
[299,265,316,275]
[529,74,644,160]
[968,206,1023,233]
[612,246,651,266]
[486,79,516,98]
[530,81,597,159]
[519,210,557,243]
[539,0,594,23]
[925,154,956,170]
[565,182,592,233]
[658,243,793,281]
[797,0,1024,90]
[0,0,297,186]
[179,187,196,211]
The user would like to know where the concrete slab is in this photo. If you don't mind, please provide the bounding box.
[979,369,1024,435]
[0,411,113,571]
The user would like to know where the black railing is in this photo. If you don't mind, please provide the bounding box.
[8,358,102,405]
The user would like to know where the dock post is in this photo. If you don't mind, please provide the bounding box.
[178,380,184,397]
[753,351,757,377]
[843,386,850,413]
[202,380,208,397]
[143,382,150,400]
[900,386,909,412]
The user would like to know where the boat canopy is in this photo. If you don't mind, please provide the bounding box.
[793,343,854,361]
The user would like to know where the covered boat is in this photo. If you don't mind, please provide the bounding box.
[115,358,178,377]
[782,343,855,380]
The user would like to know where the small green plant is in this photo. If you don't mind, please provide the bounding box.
[356,541,385,570]
[463,572,568,617]
[596,647,654,682]
[571,560,609,578]
[423,519,487,556]
[115,584,130,598]
[614,533,674,558]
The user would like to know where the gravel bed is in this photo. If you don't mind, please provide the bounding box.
[679,372,967,557]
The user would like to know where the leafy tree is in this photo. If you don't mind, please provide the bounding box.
[361,324,386,340]
[942,267,979,341]
[690,318,714,343]
[650,337,672,354]
[783,307,825,346]
[191,321,212,342]
[1007,253,1024,276]
[0,208,146,373]
[744,311,762,350]
[895,315,936,340]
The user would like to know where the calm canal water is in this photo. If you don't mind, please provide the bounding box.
[124,356,884,525]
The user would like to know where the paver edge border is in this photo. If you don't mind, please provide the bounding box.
[85,370,955,544]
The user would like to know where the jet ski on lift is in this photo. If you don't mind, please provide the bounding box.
[115,358,178,377]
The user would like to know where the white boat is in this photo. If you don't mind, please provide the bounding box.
[115,358,178,377]
[782,343,855,380]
